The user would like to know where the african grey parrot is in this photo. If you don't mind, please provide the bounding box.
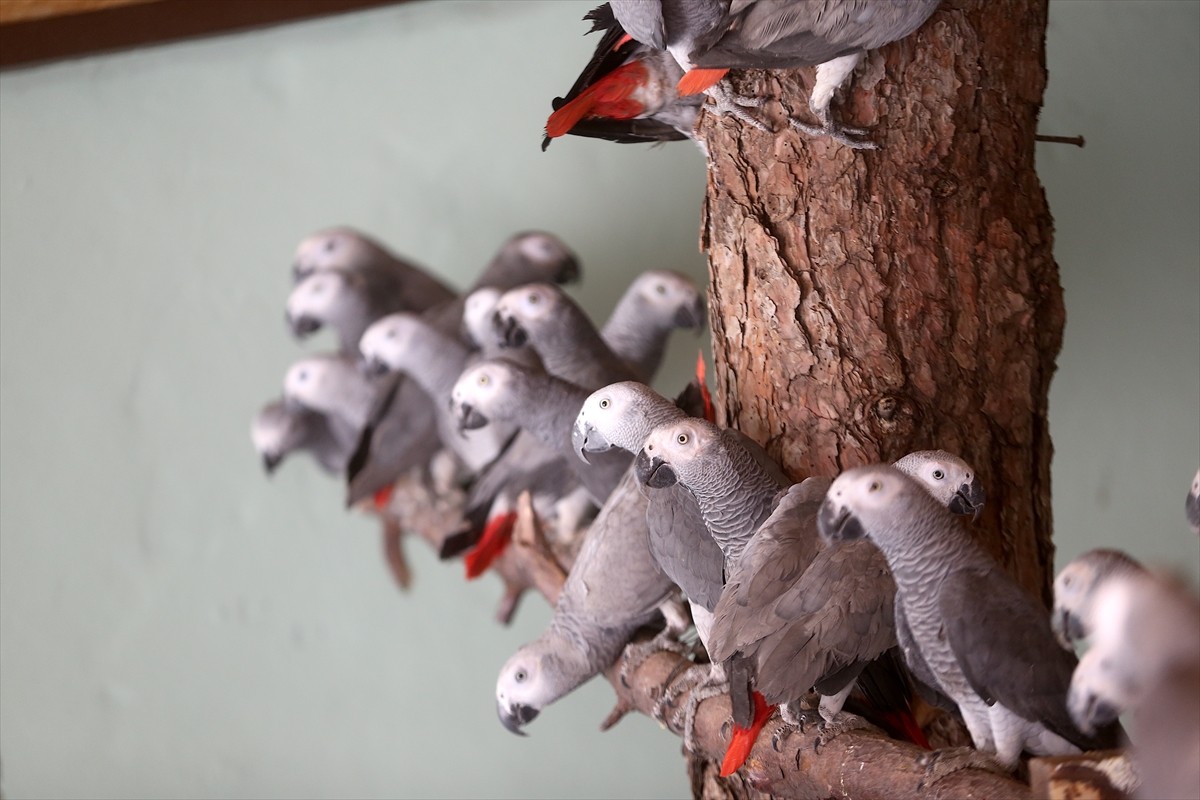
[450,360,631,507]
[611,0,940,147]
[250,397,358,476]
[544,4,703,149]
[358,312,511,474]
[494,466,678,735]
[708,451,984,748]
[289,226,455,311]
[632,413,790,746]
[600,270,705,382]
[281,353,380,432]
[1066,568,1199,739]
[818,464,1122,769]
[1187,468,1200,534]
[1051,548,1147,650]
[345,232,580,508]
[492,282,640,390]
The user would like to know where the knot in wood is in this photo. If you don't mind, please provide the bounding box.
[933,177,958,199]
[862,393,919,440]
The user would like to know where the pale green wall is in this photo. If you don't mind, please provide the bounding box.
[0,1,1196,798]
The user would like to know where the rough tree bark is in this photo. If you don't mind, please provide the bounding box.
[691,0,1063,795]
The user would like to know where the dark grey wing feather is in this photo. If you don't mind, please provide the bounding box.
[645,484,725,611]
[941,566,1118,750]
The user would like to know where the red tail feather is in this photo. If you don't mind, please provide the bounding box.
[372,485,395,512]
[545,61,649,138]
[677,67,728,96]
[464,512,518,580]
[696,351,715,423]
[720,692,774,777]
[613,32,633,50]
[875,710,931,750]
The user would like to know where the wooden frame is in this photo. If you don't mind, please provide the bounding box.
[0,0,408,70]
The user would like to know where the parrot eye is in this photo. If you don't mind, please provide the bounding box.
[478,374,490,386]
[297,370,308,381]
[324,240,335,252]
[514,669,527,683]
[527,293,540,304]
[869,480,882,492]
[386,328,396,339]
[1062,575,1073,587]
[677,433,689,445]
[655,284,667,295]
[932,469,945,480]
[599,399,610,409]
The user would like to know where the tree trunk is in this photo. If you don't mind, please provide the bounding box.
[693,0,1063,795]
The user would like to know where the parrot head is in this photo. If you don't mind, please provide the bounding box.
[573,381,662,463]
[495,645,575,736]
[511,231,581,285]
[358,313,420,378]
[286,269,360,340]
[1051,548,1145,650]
[635,419,712,489]
[818,465,918,544]
[461,287,503,349]
[450,360,519,433]
[493,283,563,349]
[629,270,706,333]
[291,226,382,280]
[894,450,985,521]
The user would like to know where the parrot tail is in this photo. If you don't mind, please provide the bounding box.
[720,691,774,777]
[677,67,728,96]
[464,511,518,579]
[371,484,395,512]
[545,61,649,138]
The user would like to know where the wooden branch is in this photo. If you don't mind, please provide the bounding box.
[603,651,1031,800]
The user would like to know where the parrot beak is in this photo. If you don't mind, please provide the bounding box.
[555,255,581,285]
[454,402,490,433]
[572,421,612,464]
[287,311,321,339]
[634,450,677,488]
[675,297,707,331]
[1052,609,1085,650]
[359,355,391,378]
[948,481,986,522]
[493,311,528,349]
[497,699,538,736]
[817,500,864,543]
[262,452,282,475]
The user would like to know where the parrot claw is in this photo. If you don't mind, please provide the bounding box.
[789,116,878,149]
[916,746,1008,790]
[678,675,730,752]
[812,711,870,753]
[618,630,691,688]
[705,82,771,132]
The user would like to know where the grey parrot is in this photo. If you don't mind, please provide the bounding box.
[1066,569,1199,738]
[281,353,380,431]
[1187,468,1200,534]
[495,466,678,735]
[709,451,983,743]
[290,226,456,303]
[611,0,940,147]
[1051,548,1147,650]
[250,397,358,476]
[818,464,1122,769]
[450,360,631,507]
[345,232,580,508]
[492,282,639,390]
[600,270,706,382]
[544,4,704,149]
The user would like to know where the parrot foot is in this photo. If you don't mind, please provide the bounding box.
[915,746,1009,790]
[789,109,877,150]
[705,83,770,132]
[618,631,691,691]
[769,706,825,751]
[678,672,731,752]
[812,711,871,754]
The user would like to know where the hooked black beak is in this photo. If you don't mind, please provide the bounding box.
[817,500,864,542]
[359,355,391,378]
[493,311,528,349]
[635,450,677,488]
[455,402,490,432]
[262,452,281,474]
[948,480,987,522]
[497,699,538,736]
[572,422,613,464]
[555,255,581,285]
[675,297,707,331]
[287,312,321,338]
[291,261,309,282]
[1052,608,1086,650]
